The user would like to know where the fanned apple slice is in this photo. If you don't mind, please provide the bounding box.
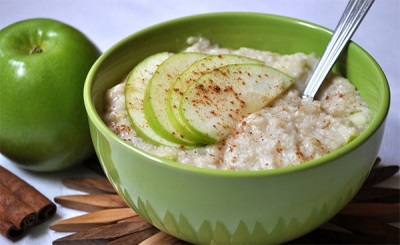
[179,63,294,142]
[143,52,207,146]
[168,54,263,144]
[125,52,182,147]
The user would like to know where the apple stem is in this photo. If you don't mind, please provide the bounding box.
[30,46,43,54]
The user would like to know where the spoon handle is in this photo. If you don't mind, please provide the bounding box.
[302,0,374,100]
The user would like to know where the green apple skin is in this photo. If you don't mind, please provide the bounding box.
[0,18,101,171]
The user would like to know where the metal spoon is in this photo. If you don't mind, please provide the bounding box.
[302,0,374,100]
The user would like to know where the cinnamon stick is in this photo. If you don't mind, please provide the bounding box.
[0,212,25,241]
[0,182,36,230]
[0,166,57,224]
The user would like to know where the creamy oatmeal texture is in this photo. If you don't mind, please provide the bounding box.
[103,38,370,171]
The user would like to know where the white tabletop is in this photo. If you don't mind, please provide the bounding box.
[1,0,399,244]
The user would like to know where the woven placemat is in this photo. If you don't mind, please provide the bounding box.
[50,157,399,244]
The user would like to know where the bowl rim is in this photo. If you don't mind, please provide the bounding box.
[84,11,390,177]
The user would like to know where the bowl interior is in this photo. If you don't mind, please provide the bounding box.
[86,12,389,175]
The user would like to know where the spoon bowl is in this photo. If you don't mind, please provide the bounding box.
[302,0,375,99]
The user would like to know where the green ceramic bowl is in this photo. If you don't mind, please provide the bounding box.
[84,12,390,244]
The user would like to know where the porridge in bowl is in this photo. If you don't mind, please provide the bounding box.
[103,38,370,171]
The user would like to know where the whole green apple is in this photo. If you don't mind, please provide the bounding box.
[0,18,101,171]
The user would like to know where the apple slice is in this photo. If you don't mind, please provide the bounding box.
[349,111,368,129]
[179,63,294,142]
[345,111,369,142]
[125,52,183,147]
[143,52,207,146]
[168,54,264,144]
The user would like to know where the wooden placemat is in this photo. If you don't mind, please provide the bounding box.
[50,157,399,244]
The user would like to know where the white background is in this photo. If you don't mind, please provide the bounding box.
[1,0,399,244]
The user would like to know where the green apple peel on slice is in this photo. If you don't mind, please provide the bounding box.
[168,54,264,144]
[345,111,369,142]
[349,111,368,129]
[143,52,207,146]
[125,52,182,147]
[179,63,294,142]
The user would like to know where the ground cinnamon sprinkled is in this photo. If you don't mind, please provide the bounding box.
[117,124,131,133]
[296,144,305,159]
[220,70,228,76]
[223,86,232,93]
[276,140,283,154]
[197,83,205,90]
[213,85,221,93]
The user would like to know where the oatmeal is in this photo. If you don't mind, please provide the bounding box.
[103,38,370,170]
